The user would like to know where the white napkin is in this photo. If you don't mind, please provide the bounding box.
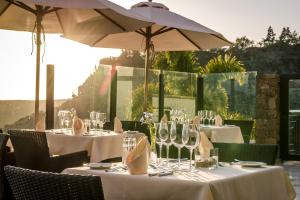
[193,116,200,125]
[72,116,85,136]
[114,117,123,133]
[199,131,214,160]
[35,114,45,132]
[126,136,150,175]
[161,114,168,123]
[215,115,223,126]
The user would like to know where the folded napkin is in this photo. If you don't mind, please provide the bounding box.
[126,136,150,175]
[199,131,214,160]
[72,116,85,136]
[114,117,123,133]
[215,115,223,126]
[35,114,45,132]
[161,114,168,123]
[193,116,200,125]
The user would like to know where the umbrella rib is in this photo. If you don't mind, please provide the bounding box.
[92,35,108,46]
[136,29,146,36]
[94,9,127,31]
[210,33,233,45]
[54,10,65,33]
[0,2,10,16]
[176,29,202,50]
[7,0,36,14]
[152,27,174,37]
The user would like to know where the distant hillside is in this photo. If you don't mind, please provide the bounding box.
[0,99,67,128]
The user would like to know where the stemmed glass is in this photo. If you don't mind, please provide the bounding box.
[170,121,183,168]
[198,110,203,125]
[203,110,208,125]
[159,121,169,166]
[209,111,216,126]
[182,123,200,170]
[98,113,106,132]
[57,110,66,130]
[90,111,98,132]
[155,123,163,165]
[63,111,72,134]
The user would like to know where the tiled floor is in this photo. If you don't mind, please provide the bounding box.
[283,161,300,200]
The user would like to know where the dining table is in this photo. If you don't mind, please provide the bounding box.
[201,125,244,143]
[63,162,295,200]
[46,130,145,162]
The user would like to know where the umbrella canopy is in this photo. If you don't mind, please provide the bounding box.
[64,1,232,111]
[0,0,151,124]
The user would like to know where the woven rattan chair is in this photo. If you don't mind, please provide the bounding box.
[213,142,278,165]
[223,120,254,143]
[4,165,105,200]
[0,133,14,200]
[8,129,88,173]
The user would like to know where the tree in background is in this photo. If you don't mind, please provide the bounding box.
[261,26,276,46]
[232,36,255,50]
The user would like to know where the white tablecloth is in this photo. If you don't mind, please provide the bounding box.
[201,126,244,143]
[63,165,295,200]
[46,131,144,162]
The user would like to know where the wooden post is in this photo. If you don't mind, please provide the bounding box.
[46,64,54,129]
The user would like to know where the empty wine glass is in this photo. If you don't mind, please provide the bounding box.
[198,110,203,125]
[155,123,163,165]
[170,122,183,168]
[63,111,72,133]
[90,111,98,131]
[99,113,106,132]
[159,121,169,166]
[184,124,200,170]
[209,111,216,126]
[57,110,65,129]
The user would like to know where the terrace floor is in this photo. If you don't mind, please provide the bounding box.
[283,161,300,199]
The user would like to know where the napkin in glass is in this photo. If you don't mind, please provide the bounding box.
[114,117,123,133]
[126,136,150,175]
[72,116,85,136]
[215,115,223,126]
[199,131,214,160]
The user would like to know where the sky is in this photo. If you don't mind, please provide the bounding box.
[0,0,299,100]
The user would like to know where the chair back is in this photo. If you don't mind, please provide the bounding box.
[213,143,278,165]
[223,120,254,143]
[8,130,50,170]
[4,165,105,200]
[0,133,9,200]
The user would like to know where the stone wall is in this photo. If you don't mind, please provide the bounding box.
[255,74,280,144]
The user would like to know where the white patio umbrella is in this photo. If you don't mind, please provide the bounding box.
[0,0,151,123]
[64,0,232,111]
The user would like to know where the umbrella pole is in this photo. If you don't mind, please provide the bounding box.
[34,10,42,126]
[143,27,151,111]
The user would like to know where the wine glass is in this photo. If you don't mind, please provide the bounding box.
[159,121,169,166]
[170,122,183,168]
[99,113,106,132]
[184,124,200,170]
[57,110,65,130]
[90,111,98,132]
[63,111,72,134]
[198,110,203,125]
[155,123,163,165]
[203,110,208,125]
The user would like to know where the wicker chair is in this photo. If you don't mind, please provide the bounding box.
[213,142,278,165]
[223,120,254,143]
[4,165,105,200]
[0,133,14,200]
[8,129,88,173]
